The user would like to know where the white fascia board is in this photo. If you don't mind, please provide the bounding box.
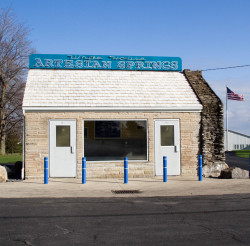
[23,105,202,112]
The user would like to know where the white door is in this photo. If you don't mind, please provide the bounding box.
[50,120,76,177]
[154,119,180,175]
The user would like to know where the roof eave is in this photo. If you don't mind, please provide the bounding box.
[22,105,202,112]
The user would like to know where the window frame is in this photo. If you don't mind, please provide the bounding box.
[83,119,148,162]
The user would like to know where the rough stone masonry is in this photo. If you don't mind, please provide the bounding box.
[184,70,225,169]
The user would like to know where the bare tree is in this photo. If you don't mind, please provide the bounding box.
[0,8,34,155]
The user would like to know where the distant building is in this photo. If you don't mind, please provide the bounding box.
[225,130,250,151]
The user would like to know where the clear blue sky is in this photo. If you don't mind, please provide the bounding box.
[2,0,250,134]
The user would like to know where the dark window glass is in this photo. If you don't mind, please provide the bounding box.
[84,127,88,138]
[56,126,70,147]
[84,120,147,161]
[161,125,174,146]
[95,121,120,138]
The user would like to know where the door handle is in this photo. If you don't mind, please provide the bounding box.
[175,145,179,152]
[71,146,75,154]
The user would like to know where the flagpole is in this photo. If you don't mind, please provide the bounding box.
[226,86,228,151]
[225,86,244,151]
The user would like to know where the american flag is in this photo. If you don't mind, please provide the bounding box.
[227,87,244,101]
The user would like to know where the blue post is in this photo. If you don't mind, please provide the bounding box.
[82,157,86,184]
[199,155,203,181]
[163,156,167,182]
[124,157,128,184]
[44,157,48,184]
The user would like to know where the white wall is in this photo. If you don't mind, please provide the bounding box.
[225,130,250,151]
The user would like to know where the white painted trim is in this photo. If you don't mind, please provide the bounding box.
[23,105,202,112]
[22,116,25,180]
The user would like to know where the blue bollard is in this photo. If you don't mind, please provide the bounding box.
[124,157,128,184]
[163,156,167,182]
[199,155,203,181]
[44,157,48,184]
[82,157,86,184]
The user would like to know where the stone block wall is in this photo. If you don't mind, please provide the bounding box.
[184,70,225,166]
[24,111,201,179]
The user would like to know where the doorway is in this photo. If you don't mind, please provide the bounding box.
[49,120,77,177]
[154,119,180,175]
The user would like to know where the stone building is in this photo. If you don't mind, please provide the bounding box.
[22,54,225,179]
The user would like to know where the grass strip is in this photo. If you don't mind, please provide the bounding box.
[0,154,22,164]
[233,150,250,158]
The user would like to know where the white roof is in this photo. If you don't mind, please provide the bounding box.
[23,69,202,111]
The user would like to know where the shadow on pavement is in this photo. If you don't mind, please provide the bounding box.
[226,152,249,171]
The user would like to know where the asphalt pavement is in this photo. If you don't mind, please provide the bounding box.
[0,155,250,245]
[226,152,249,170]
[0,193,250,245]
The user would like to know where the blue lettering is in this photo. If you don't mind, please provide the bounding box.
[64,60,74,68]
[54,59,63,68]
[75,60,83,68]
[171,61,178,70]
[68,55,80,60]
[144,61,152,69]
[152,61,161,70]
[30,55,181,71]
[84,60,93,68]
[34,58,44,68]
[117,61,125,69]
[44,59,54,68]
[126,61,135,69]
[135,61,144,69]
[162,61,171,70]
[102,61,111,69]
[92,61,101,68]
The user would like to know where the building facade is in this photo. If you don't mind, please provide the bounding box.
[225,130,250,151]
[22,54,225,179]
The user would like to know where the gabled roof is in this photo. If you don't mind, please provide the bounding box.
[23,69,202,111]
[225,130,250,139]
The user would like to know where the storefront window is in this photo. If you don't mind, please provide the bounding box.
[84,120,147,161]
